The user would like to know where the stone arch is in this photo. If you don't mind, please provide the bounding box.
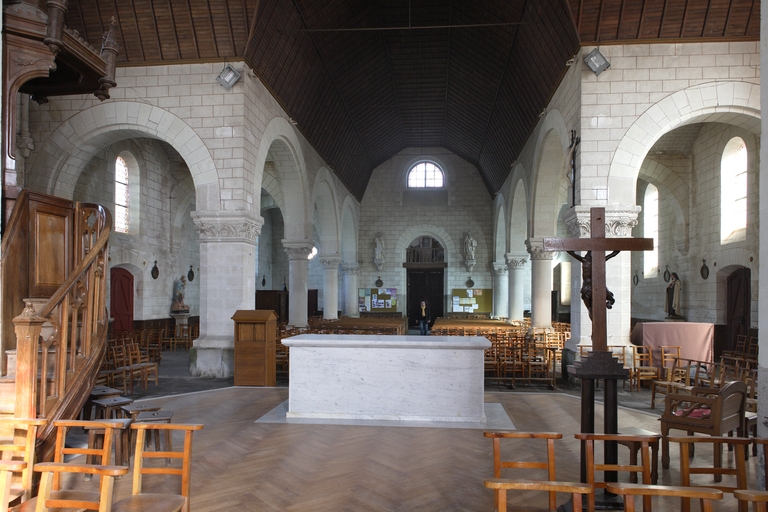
[638,160,688,254]
[394,225,457,265]
[29,102,221,209]
[492,196,507,262]
[311,168,341,255]
[714,260,754,325]
[107,259,145,320]
[608,81,761,205]
[530,110,570,238]
[507,169,529,254]
[253,117,310,241]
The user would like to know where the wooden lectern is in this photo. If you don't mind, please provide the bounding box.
[232,310,277,386]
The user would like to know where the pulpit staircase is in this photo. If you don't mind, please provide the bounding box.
[0,190,111,462]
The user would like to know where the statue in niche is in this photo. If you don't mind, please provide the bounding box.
[171,275,189,313]
[464,232,477,261]
[665,272,683,318]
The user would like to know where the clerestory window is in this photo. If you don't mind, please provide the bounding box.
[407,162,444,188]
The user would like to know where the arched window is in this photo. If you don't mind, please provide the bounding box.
[407,161,444,188]
[721,137,747,243]
[643,184,658,277]
[115,156,130,233]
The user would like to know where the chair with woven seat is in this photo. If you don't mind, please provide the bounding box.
[0,417,47,506]
[484,431,577,511]
[112,422,204,512]
[631,345,659,392]
[650,357,692,409]
[606,482,722,512]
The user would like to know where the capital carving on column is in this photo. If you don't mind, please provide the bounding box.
[505,253,528,269]
[564,205,640,238]
[319,255,342,270]
[525,239,555,261]
[191,210,263,243]
[283,241,314,261]
[492,263,508,276]
[341,263,360,275]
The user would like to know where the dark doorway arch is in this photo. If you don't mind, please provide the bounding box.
[725,267,750,352]
[405,237,445,329]
[110,267,134,332]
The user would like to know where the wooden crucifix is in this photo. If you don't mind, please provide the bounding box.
[543,207,653,494]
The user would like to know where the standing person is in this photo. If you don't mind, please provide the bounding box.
[418,300,431,335]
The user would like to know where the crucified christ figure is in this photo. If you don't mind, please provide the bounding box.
[568,250,620,320]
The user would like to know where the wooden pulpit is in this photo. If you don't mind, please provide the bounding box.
[232,310,278,386]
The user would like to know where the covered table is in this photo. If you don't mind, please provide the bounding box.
[630,322,713,370]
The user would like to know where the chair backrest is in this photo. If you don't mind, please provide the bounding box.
[718,380,747,431]
[0,417,47,503]
[606,482,722,512]
[131,423,204,502]
[51,420,118,490]
[633,345,653,367]
[575,433,657,512]
[34,462,128,512]
[483,431,560,511]
[660,346,681,369]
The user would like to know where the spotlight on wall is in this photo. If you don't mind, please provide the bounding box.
[584,48,610,76]
[216,64,242,90]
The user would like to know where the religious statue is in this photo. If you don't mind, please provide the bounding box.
[171,275,189,313]
[568,250,619,320]
[374,233,385,271]
[464,232,477,261]
[665,272,682,318]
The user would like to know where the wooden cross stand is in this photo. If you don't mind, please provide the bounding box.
[543,207,653,498]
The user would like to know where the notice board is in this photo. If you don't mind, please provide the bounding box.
[358,288,397,313]
[451,288,492,313]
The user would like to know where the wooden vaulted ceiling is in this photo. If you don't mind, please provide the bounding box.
[64,1,759,200]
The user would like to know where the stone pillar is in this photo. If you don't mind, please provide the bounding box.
[506,253,527,322]
[320,254,341,320]
[492,263,509,319]
[342,263,360,317]
[284,241,313,328]
[189,210,262,377]
[564,205,640,352]
[526,239,555,329]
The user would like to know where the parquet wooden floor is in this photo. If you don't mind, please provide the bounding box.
[57,388,753,511]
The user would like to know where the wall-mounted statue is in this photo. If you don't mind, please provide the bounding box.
[464,231,477,271]
[374,232,385,271]
[171,275,190,313]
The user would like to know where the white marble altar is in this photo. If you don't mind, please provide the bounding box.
[281,334,490,422]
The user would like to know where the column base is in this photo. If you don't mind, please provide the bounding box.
[189,342,234,378]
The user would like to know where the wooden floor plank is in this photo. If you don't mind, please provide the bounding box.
[56,388,751,511]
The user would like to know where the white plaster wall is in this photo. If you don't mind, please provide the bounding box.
[359,148,493,314]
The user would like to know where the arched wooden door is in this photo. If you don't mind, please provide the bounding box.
[726,267,750,352]
[110,267,134,332]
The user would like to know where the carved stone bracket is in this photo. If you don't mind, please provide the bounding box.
[492,264,508,276]
[505,253,528,269]
[190,210,263,243]
[564,205,641,238]
[283,242,314,261]
[464,258,476,272]
[525,239,556,260]
[341,263,360,275]
[319,255,342,270]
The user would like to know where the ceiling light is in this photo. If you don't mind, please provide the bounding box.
[584,48,610,76]
[216,64,241,90]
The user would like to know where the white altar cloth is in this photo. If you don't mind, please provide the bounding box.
[281,334,490,423]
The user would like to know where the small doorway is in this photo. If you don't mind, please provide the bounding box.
[725,267,750,352]
[404,236,445,329]
[110,267,134,332]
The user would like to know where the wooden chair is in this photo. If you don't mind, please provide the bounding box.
[0,417,47,506]
[606,483,722,512]
[575,432,656,512]
[129,342,159,387]
[660,380,746,470]
[650,357,692,409]
[15,420,120,512]
[33,462,129,512]
[0,460,26,511]
[112,423,204,512]
[734,489,768,512]
[631,346,659,391]
[484,479,592,512]
[672,435,749,512]
[484,431,564,511]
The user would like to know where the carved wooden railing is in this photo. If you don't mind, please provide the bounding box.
[12,203,111,460]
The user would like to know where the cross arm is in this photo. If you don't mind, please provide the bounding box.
[542,238,653,252]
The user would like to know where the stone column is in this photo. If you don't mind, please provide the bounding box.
[190,210,262,377]
[564,205,640,352]
[506,253,527,322]
[526,239,555,329]
[492,263,509,319]
[342,263,360,317]
[320,254,342,320]
[283,241,313,328]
